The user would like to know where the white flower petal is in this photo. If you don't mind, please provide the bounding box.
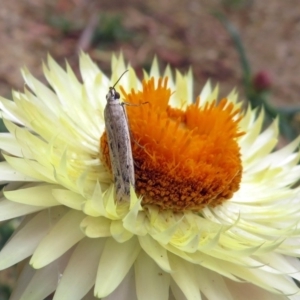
[95,237,141,298]
[3,154,54,182]
[111,53,126,82]
[0,207,67,269]
[18,251,71,300]
[9,260,35,300]
[0,133,23,157]
[21,67,60,115]
[4,183,60,207]
[135,250,170,300]
[199,80,216,105]
[0,162,38,182]
[223,262,299,295]
[102,268,137,300]
[138,235,171,272]
[110,219,133,242]
[79,52,104,85]
[224,278,291,300]
[0,198,43,221]
[196,266,233,300]
[169,253,202,300]
[244,118,279,166]
[83,181,107,217]
[149,56,160,78]
[53,238,105,300]
[30,210,85,268]
[170,279,189,300]
[52,188,85,210]
[82,289,99,300]
[80,216,111,238]
[171,70,190,108]
[0,96,25,125]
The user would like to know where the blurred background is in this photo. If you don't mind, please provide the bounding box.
[0,0,300,298]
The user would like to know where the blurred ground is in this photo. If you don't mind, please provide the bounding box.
[0,0,300,106]
[0,0,300,295]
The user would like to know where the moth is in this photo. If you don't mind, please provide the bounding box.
[104,72,135,203]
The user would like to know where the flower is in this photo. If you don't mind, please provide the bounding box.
[0,53,300,300]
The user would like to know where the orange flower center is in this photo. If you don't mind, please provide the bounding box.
[100,77,243,212]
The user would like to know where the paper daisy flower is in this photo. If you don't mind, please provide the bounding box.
[0,53,300,300]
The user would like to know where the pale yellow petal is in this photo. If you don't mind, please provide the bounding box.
[224,278,291,300]
[0,199,43,221]
[0,161,38,182]
[3,154,55,182]
[138,235,171,272]
[52,188,85,210]
[9,261,35,300]
[101,268,137,300]
[196,266,233,300]
[30,210,85,268]
[95,237,140,298]
[135,251,170,300]
[169,253,202,300]
[4,183,60,207]
[53,238,105,300]
[0,96,26,124]
[0,208,65,269]
[80,216,111,238]
[110,219,133,242]
[149,56,160,78]
[19,254,69,300]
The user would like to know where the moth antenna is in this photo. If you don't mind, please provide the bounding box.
[112,70,129,89]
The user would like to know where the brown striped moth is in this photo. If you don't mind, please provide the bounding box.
[104,71,135,203]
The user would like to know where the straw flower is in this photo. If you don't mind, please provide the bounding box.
[0,53,300,300]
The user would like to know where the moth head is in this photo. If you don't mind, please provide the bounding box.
[106,87,120,101]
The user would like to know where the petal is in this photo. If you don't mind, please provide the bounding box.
[169,253,201,300]
[30,210,85,268]
[83,181,106,217]
[221,261,299,295]
[80,216,111,238]
[21,67,60,114]
[9,260,35,300]
[170,279,189,300]
[123,197,148,236]
[102,268,137,300]
[0,96,25,125]
[82,288,99,300]
[0,162,38,182]
[53,238,105,300]
[149,56,160,78]
[196,266,233,300]
[0,133,23,157]
[138,235,171,272]
[4,183,60,207]
[135,250,170,300]
[79,52,103,86]
[3,154,53,182]
[0,199,43,221]
[224,278,289,300]
[52,188,85,210]
[0,207,67,269]
[172,69,192,108]
[110,219,133,242]
[111,53,126,83]
[199,80,212,104]
[15,251,71,300]
[94,237,141,298]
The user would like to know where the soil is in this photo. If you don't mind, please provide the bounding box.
[1,0,300,106]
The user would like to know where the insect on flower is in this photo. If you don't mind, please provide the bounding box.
[104,71,135,203]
